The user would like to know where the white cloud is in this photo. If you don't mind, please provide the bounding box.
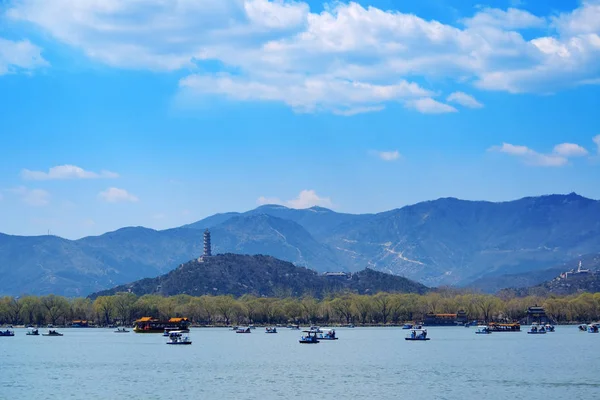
[462,7,546,30]
[553,143,588,157]
[257,189,332,209]
[98,187,138,203]
[370,150,401,161]
[552,1,600,37]
[0,37,48,75]
[7,1,600,112]
[21,165,119,180]
[446,91,484,108]
[9,186,50,206]
[593,134,600,153]
[405,98,457,114]
[489,141,591,167]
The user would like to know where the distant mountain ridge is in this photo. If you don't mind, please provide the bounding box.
[2,192,600,296]
[89,253,428,299]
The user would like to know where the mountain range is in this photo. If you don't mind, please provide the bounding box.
[2,192,600,296]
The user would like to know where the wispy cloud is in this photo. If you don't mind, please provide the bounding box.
[553,143,588,157]
[488,141,591,167]
[405,98,457,114]
[257,189,332,209]
[98,187,138,203]
[593,135,600,153]
[9,186,50,206]
[370,150,401,161]
[446,92,484,109]
[0,37,48,75]
[22,165,119,180]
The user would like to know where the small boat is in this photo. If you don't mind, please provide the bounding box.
[475,325,491,334]
[309,326,323,333]
[42,329,63,336]
[544,324,555,332]
[0,329,15,337]
[26,328,39,336]
[588,323,599,333]
[318,329,338,340]
[230,326,239,331]
[527,323,546,334]
[346,324,355,328]
[236,327,251,333]
[405,329,430,341]
[114,328,129,333]
[579,324,587,332]
[166,331,192,345]
[249,325,256,330]
[265,327,277,334]
[299,330,319,344]
[402,324,413,330]
[289,325,300,330]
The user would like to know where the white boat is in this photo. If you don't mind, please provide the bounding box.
[114,327,129,333]
[475,325,491,334]
[318,329,338,340]
[405,329,430,341]
[236,327,251,333]
[402,323,413,330]
[544,324,555,332]
[26,328,39,336]
[166,331,192,345]
[588,323,599,333]
[309,326,323,333]
[527,323,546,334]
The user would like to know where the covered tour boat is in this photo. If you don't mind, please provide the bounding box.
[405,329,430,341]
[487,322,520,332]
[299,330,320,344]
[133,317,190,333]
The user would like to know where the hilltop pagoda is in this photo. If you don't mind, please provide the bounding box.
[203,229,212,257]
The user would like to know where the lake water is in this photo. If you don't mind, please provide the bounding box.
[1,326,599,399]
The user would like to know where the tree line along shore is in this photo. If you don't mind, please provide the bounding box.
[1,290,599,327]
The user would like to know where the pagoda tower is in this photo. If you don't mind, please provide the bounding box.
[203,229,212,257]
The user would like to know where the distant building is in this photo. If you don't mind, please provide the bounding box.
[203,229,212,257]
[323,272,350,278]
[424,310,468,326]
[560,261,590,279]
[526,305,551,324]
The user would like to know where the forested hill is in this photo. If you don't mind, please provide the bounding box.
[89,253,428,299]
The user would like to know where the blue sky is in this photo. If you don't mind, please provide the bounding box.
[0,0,599,239]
